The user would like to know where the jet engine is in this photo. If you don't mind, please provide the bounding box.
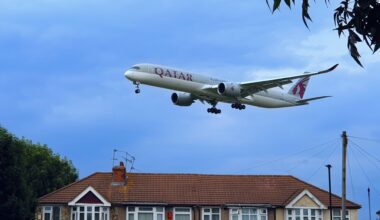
[171,92,194,106]
[217,82,241,97]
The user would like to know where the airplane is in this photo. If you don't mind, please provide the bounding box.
[124,63,338,114]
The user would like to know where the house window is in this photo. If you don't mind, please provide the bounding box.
[203,208,220,220]
[174,207,192,220]
[126,206,165,220]
[71,206,109,220]
[332,209,349,220]
[43,206,60,220]
[286,209,322,220]
[229,208,267,220]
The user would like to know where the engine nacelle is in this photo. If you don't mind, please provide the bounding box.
[217,82,241,97]
[171,92,194,106]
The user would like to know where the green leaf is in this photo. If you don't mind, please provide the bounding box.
[273,0,281,12]
[284,0,291,8]
[302,0,312,28]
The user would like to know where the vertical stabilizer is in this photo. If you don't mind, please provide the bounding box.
[288,76,310,99]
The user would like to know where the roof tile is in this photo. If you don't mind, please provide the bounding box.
[39,173,360,209]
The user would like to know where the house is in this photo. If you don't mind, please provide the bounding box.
[36,162,360,220]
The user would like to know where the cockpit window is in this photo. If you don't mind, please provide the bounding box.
[131,66,140,70]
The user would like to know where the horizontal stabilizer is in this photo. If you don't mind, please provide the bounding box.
[297,96,332,104]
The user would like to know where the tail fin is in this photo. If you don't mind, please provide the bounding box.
[288,76,310,99]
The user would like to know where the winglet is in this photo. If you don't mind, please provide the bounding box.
[319,64,339,74]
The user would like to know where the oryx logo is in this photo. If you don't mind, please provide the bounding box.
[292,77,310,99]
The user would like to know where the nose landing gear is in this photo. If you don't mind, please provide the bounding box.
[133,81,140,94]
[231,103,246,110]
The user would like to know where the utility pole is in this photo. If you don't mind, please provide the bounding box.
[342,131,348,220]
[326,164,333,220]
[368,187,372,220]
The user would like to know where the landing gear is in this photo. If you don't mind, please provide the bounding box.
[207,107,221,114]
[231,103,246,110]
[133,81,140,94]
[207,102,221,114]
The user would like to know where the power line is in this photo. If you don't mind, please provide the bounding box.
[349,140,380,164]
[348,135,380,143]
[349,140,380,173]
[306,141,340,181]
[347,148,356,200]
[285,139,339,174]
[236,138,339,173]
[349,143,380,196]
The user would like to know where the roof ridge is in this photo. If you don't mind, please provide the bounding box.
[38,172,107,201]
[289,176,361,207]
[128,172,293,177]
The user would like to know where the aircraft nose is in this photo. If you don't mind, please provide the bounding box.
[124,70,134,80]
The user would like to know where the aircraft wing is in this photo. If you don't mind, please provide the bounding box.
[201,64,338,97]
[239,64,338,96]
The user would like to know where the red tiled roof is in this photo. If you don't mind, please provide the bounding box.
[38,173,360,209]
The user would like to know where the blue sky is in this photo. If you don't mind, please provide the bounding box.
[1,0,380,218]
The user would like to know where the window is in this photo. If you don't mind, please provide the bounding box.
[131,66,141,70]
[174,207,192,220]
[203,208,220,220]
[126,206,165,220]
[229,208,267,220]
[43,207,52,220]
[286,209,322,220]
[71,206,109,220]
[332,209,350,220]
[43,206,60,220]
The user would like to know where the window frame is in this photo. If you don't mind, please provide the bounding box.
[286,208,323,220]
[43,206,53,220]
[174,207,192,220]
[332,209,350,220]
[43,206,61,220]
[229,207,268,220]
[202,207,221,220]
[70,205,110,220]
[126,206,166,220]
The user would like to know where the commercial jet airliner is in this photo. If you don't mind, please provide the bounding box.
[124,63,338,114]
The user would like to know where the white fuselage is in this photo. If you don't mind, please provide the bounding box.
[124,63,301,108]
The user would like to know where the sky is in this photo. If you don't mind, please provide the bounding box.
[1,0,380,219]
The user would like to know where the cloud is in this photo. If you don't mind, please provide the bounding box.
[286,28,380,73]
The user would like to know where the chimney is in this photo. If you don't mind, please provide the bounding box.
[112,161,126,185]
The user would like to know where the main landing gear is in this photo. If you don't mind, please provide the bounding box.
[133,81,140,94]
[207,107,221,114]
[231,103,246,110]
[207,102,221,114]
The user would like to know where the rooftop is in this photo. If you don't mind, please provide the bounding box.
[39,172,360,209]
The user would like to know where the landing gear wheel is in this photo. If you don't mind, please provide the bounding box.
[231,103,246,110]
[133,81,141,94]
[207,107,221,114]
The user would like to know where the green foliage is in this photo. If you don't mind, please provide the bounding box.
[266,0,380,67]
[0,127,78,220]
